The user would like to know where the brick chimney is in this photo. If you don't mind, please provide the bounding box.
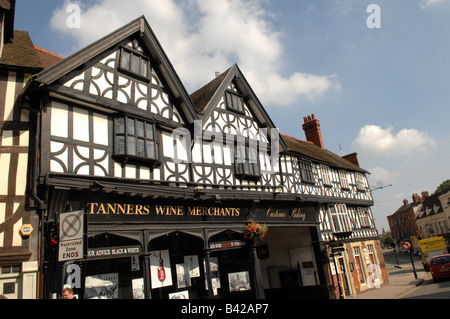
[302,114,324,149]
[342,152,360,168]
[403,199,409,206]
[421,191,429,201]
[412,193,421,204]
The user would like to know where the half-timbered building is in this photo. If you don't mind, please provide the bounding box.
[21,15,386,299]
[0,0,63,299]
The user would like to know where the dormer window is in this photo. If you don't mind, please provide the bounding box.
[119,47,150,81]
[225,90,245,114]
[113,115,159,165]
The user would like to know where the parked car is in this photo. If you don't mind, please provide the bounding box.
[429,254,450,282]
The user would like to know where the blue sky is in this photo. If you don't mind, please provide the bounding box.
[14,0,450,232]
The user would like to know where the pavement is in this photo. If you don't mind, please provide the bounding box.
[349,249,432,299]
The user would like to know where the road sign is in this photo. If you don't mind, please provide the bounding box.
[401,240,412,250]
[59,210,84,262]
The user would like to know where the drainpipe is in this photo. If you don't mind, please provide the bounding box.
[31,105,48,299]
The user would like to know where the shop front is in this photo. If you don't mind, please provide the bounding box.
[42,190,328,299]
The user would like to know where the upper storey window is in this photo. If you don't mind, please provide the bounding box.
[225,90,245,114]
[355,173,366,191]
[119,47,150,81]
[321,165,332,186]
[299,159,315,184]
[234,140,260,180]
[113,115,159,165]
[339,170,349,189]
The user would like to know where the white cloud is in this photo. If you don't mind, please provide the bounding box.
[49,0,340,106]
[367,167,399,185]
[420,0,450,9]
[352,125,437,159]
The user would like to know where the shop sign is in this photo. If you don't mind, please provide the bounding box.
[209,240,246,250]
[87,245,142,260]
[255,204,317,224]
[59,210,84,262]
[84,201,247,223]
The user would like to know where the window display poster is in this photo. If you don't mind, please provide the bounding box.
[176,263,191,288]
[169,290,189,299]
[228,271,251,292]
[84,273,119,299]
[132,278,144,299]
[184,255,200,278]
[203,257,220,296]
[149,250,173,289]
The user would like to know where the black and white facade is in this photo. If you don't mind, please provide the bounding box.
[22,16,385,299]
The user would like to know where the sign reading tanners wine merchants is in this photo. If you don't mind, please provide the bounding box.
[83,200,247,223]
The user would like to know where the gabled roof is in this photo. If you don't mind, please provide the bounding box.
[417,193,443,218]
[281,133,369,174]
[190,64,288,151]
[29,16,199,123]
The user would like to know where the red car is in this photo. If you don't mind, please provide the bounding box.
[430,254,450,282]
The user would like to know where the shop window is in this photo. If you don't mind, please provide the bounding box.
[113,115,159,165]
[148,232,206,299]
[78,233,144,299]
[234,140,260,180]
[353,247,366,285]
[367,245,380,281]
[208,230,256,299]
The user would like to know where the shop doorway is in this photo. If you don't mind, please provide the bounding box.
[208,230,256,299]
[148,231,206,299]
[288,247,318,286]
[337,255,351,296]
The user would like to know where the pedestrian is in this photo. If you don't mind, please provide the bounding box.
[62,287,77,299]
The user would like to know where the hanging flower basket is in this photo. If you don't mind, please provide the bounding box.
[244,222,268,240]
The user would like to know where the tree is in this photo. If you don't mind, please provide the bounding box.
[380,231,394,248]
[435,179,450,194]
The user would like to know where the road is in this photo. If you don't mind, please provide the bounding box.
[382,248,425,278]
[382,248,450,299]
[401,278,450,299]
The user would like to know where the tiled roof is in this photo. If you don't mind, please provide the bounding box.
[190,68,231,114]
[34,45,63,69]
[0,30,43,69]
[281,134,369,173]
